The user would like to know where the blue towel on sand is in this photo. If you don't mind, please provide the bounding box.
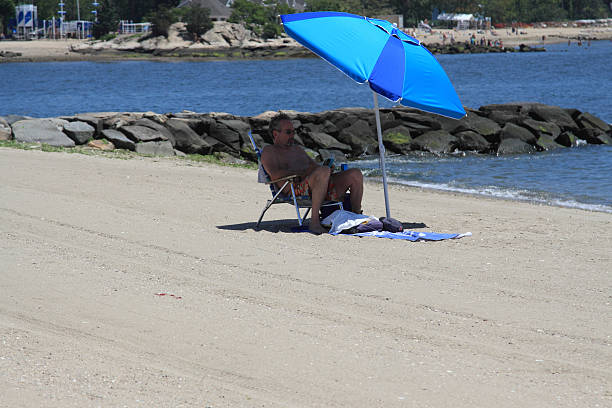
[346,231,472,241]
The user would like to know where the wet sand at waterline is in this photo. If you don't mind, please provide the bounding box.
[1,148,610,407]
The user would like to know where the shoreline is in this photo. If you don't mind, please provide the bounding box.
[1,147,610,407]
[1,24,610,63]
[1,141,611,215]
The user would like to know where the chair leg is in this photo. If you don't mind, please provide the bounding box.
[303,207,311,221]
[290,184,303,226]
[256,200,273,228]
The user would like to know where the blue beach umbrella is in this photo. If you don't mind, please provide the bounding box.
[281,11,466,218]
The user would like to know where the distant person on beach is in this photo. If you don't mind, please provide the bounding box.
[261,113,364,234]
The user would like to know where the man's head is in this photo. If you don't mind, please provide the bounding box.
[269,113,295,146]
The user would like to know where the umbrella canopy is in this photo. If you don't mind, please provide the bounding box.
[280,11,465,218]
[281,11,465,119]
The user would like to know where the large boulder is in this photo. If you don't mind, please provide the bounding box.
[121,125,168,142]
[0,117,11,140]
[318,148,347,163]
[382,125,412,154]
[454,111,501,139]
[132,118,174,141]
[411,130,458,154]
[499,122,537,145]
[63,121,95,144]
[497,138,536,155]
[520,118,561,139]
[529,104,577,130]
[304,131,351,151]
[575,128,612,145]
[60,114,103,136]
[455,130,491,153]
[101,129,135,150]
[208,119,249,151]
[555,131,580,147]
[134,141,175,156]
[12,118,75,147]
[575,112,610,132]
[2,114,31,125]
[536,134,564,150]
[337,119,378,155]
[393,109,442,130]
[165,118,212,154]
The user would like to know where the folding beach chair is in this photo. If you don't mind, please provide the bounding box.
[248,131,344,228]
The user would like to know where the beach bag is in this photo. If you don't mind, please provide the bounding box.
[354,218,384,233]
[379,217,403,233]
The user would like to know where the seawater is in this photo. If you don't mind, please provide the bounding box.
[1,40,611,212]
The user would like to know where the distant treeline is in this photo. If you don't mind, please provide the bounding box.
[1,0,610,36]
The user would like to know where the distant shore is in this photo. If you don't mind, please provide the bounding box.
[1,24,610,63]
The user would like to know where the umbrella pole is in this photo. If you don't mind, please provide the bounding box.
[372,91,391,219]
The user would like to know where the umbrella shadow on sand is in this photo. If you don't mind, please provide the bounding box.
[217,220,428,233]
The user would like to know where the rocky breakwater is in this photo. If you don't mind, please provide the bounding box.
[71,21,311,59]
[1,103,610,163]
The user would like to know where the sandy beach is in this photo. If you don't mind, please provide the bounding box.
[1,24,611,62]
[1,147,610,407]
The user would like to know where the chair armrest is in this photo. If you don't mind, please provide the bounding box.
[266,174,301,185]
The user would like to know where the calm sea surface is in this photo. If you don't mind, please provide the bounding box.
[1,40,611,212]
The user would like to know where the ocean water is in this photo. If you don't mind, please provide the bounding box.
[1,40,611,212]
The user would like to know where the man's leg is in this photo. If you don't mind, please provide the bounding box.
[330,168,364,213]
[306,166,331,234]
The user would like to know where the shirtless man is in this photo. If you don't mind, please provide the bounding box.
[261,113,364,234]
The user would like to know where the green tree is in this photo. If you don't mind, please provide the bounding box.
[0,0,15,35]
[146,5,177,37]
[229,0,294,38]
[184,4,213,40]
[93,0,119,38]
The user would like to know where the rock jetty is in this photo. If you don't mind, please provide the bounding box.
[69,22,546,60]
[1,103,610,163]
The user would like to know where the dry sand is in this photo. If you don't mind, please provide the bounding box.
[1,24,611,62]
[1,147,610,407]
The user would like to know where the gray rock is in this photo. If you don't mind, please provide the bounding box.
[455,130,491,152]
[485,110,522,125]
[135,141,175,156]
[393,110,442,130]
[499,122,537,145]
[2,114,31,125]
[121,125,168,142]
[320,120,339,135]
[411,130,458,154]
[455,111,501,138]
[520,118,561,139]
[529,104,577,130]
[337,119,377,155]
[382,125,412,154]
[536,134,564,150]
[101,129,136,150]
[12,118,75,147]
[575,112,610,132]
[305,132,351,151]
[208,120,241,151]
[497,138,536,155]
[60,114,103,136]
[318,148,347,163]
[0,118,11,140]
[555,131,579,147]
[168,117,210,135]
[132,118,174,142]
[165,118,212,154]
[63,121,95,144]
[202,135,235,154]
[575,128,612,145]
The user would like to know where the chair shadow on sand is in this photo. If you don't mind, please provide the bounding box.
[217,220,428,233]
